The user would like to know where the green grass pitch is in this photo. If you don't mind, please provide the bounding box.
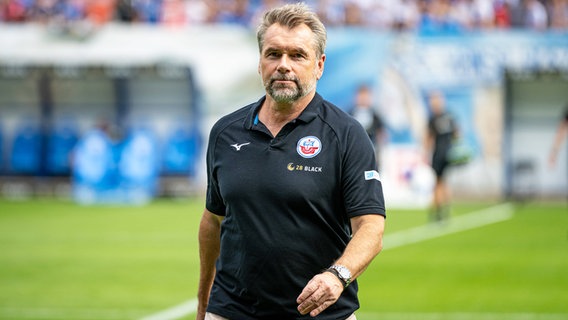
[0,198,566,320]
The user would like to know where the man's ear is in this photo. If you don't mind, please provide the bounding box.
[316,54,326,80]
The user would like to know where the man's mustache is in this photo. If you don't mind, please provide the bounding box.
[270,75,299,84]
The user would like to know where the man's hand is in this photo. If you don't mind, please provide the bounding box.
[296,271,344,317]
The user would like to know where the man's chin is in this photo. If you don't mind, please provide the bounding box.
[271,95,297,104]
[270,89,299,102]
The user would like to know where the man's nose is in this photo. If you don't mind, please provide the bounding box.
[277,55,291,73]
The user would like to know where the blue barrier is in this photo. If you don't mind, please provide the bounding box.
[72,129,117,204]
[10,122,41,174]
[118,128,159,204]
[162,125,201,176]
[46,123,79,174]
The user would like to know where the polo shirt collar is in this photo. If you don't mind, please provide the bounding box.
[244,93,322,130]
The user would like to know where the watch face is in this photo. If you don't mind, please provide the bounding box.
[335,265,351,279]
[329,265,351,288]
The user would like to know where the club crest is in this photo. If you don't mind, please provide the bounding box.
[297,136,322,158]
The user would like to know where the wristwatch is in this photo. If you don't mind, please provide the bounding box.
[326,265,352,288]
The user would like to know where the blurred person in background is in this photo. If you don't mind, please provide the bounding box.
[548,105,568,168]
[424,90,458,223]
[197,3,386,320]
[346,0,396,29]
[1,0,28,22]
[249,0,285,27]
[160,0,187,26]
[213,0,252,26]
[547,0,568,29]
[524,0,548,29]
[184,0,217,25]
[343,0,365,26]
[493,0,512,28]
[312,0,345,26]
[392,0,421,31]
[417,0,464,34]
[447,0,476,29]
[348,84,387,170]
[472,0,496,28]
[86,0,115,25]
[115,0,137,22]
[132,0,161,23]
[508,0,527,27]
[27,0,60,24]
[62,0,87,22]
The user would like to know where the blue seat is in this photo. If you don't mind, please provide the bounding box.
[72,129,116,204]
[118,128,160,204]
[46,123,79,174]
[10,123,41,174]
[162,126,201,176]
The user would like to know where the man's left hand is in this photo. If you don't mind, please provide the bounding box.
[296,271,344,317]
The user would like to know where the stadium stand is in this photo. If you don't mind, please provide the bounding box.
[0,0,566,31]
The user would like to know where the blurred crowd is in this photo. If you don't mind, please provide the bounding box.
[1,0,567,32]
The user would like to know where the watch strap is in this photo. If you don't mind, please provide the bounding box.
[325,267,349,288]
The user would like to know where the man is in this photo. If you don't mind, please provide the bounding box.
[549,105,568,200]
[348,84,386,169]
[424,90,458,222]
[548,105,568,168]
[197,3,386,320]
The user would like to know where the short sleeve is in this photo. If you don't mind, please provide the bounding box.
[341,122,386,218]
[205,124,226,216]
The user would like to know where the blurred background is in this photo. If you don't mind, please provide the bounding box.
[1,1,567,319]
[0,0,567,206]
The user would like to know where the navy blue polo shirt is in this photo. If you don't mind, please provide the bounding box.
[205,93,386,320]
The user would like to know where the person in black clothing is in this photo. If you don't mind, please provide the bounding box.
[549,105,568,200]
[348,85,386,169]
[424,90,458,222]
[197,3,386,320]
[549,105,568,168]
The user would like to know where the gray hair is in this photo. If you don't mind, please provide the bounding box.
[256,3,327,59]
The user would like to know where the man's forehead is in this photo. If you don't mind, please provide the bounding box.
[262,23,315,51]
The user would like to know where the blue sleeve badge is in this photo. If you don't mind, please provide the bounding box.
[364,170,381,181]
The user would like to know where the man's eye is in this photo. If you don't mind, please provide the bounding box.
[291,53,306,59]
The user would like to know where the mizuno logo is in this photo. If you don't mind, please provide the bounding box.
[230,142,251,151]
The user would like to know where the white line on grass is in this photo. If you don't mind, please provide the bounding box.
[382,202,514,251]
[138,203,515,320]
[139,299,198,320]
